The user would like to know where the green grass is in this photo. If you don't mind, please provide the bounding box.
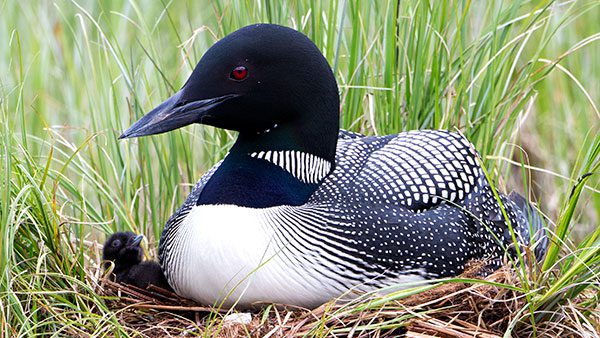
[1,0,599,336]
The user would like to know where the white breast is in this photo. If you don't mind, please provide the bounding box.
[168,204,342,308]
[167,204,427,308]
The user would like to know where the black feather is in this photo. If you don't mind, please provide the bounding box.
[103,232,172,291]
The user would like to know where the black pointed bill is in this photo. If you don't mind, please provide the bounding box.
[119,90,238,139]
[131,234,144,246]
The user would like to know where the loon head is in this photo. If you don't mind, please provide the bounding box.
[120,24,340,162]
[103,232,144,271]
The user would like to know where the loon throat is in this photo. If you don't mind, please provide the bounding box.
[249,150,332,184]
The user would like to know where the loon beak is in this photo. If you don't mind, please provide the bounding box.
[131,234,144,246]
[119,90,238,139]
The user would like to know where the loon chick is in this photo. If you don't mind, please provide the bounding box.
[120,24,547,308]
[103,232,172,291]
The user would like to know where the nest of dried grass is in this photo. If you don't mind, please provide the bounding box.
[97,260,549,337]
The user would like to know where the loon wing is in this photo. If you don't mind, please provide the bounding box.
[311,130,484,212]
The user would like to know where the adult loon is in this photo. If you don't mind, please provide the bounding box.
[120,24,547,308]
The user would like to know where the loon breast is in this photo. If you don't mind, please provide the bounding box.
[162,204,305,307]
[163,203,428,308]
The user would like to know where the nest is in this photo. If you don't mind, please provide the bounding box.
[97,260,538,337]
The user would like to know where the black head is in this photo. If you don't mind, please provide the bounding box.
[102,231,144,270]
[120,24,340,160]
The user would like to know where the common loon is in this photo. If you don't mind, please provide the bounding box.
[103,232,172,291]
[120,24,547,308]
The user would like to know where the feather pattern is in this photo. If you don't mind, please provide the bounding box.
[249,150,332,184]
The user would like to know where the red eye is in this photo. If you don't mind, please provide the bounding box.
[230,66,248,81]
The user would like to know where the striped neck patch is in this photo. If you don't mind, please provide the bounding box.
[249,150,332,184]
